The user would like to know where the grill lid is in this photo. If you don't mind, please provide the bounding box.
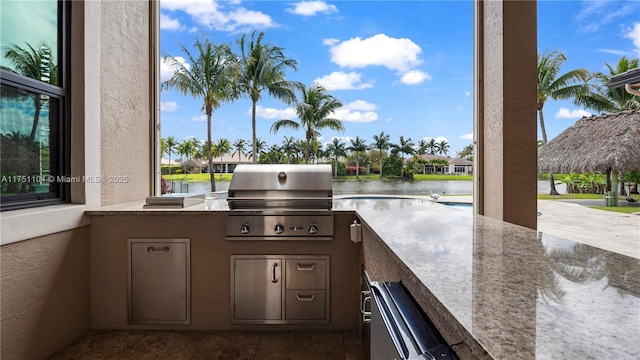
[227,164,333,211]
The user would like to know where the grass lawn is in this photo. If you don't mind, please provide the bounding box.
[589,206,640,214]
[163,173,232,181]
[537,193,604,200]
[338,174,473,181]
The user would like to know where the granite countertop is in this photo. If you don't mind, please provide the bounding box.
[86,197,640,359]
[333,198,640,360]
[85,198,230,214]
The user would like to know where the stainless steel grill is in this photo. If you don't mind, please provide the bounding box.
[226,164,333,240]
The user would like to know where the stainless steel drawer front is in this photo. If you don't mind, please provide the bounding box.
[285,259,326,289]
[285,290,326,320]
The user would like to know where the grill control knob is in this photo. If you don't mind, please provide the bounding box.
[274,224,285,234]
[240,224,250,234]
[309,224,318,234]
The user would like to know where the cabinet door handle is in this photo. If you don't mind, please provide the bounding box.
[296,263,316,271]
[271,263,279,283]
[361,290,371,323]
[296,293,316,301]
[147,246,169,253]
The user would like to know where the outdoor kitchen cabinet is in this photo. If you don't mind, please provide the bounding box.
[127,238,190,324]
[231,255,330,324]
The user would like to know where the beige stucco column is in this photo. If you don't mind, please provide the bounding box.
[474,0,538,229]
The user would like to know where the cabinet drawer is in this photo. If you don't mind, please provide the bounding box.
[285,259,326,289]
[285,290,326,320]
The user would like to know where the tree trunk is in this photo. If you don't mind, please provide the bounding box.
[549,173,559,195]
[334,158,338,178]
[379,150,383,179]
[355,158,360,180]
[207,113,216,192]
[252,100,257,164]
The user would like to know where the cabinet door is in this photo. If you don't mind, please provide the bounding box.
[233,257,282,321]
[128,239,190,324]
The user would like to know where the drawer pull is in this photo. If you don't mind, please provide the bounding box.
[296,263,316,271]
[296,293,316,301]
[147,246,169,253]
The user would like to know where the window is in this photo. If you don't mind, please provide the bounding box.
[1,0,69,211]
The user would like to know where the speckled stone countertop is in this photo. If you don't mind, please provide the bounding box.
[86,197,640,359]
[333,198,640,360]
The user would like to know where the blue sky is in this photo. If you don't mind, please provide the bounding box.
[159,0,640,157]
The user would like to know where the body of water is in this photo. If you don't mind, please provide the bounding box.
[169,179,566,196]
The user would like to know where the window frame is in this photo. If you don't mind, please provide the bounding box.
[0,0,70,211]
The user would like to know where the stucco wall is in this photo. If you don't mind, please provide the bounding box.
[100,0,152,206]
[0,228,91,360]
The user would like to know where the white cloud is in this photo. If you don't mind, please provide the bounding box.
[596,49,628,56]
[160,0,275,32]
[191,115,207,122]
[160,13,182,31]
[400,70,431,85]
[313,71,374,90]
[333,100,379,123]
[464,91,471,97]
[324,34,431,85]
[576,2,639,33]
[254,106,297,120]
[160,56,191,83]
[624,22,640,57]
[322,38,339,46]
[160,101,179,112]
[287,1,338,16]
[324,33,422,74]
[555,107,592,119]
[458,133,473,140]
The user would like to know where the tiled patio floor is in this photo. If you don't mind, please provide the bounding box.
[47,330,364,360]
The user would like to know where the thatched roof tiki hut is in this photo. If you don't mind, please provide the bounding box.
[537,110,640,205]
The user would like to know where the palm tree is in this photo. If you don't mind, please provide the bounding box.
[391,136,415,165]
[2,43,57,142]
[265,144,284,164]
[348,136,368,179]
[537,49,590,195]
[281,136,298,164]
[575,56,640,113]
[457,144,473,161]
[177,140,197,174]
[232,138,247,163]
[326,138,347,178]
[162,37,236,192]
[271,83,345,163]
[426,138,438,155]
[416,139,429,155]
[575,56,640,196]
[164,136,178,174]
[372,132,391,178]
[436,140,450,156]
[213,138,231,179]
[234,31,301,163]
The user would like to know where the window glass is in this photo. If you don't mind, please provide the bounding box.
[1,0,66,210]
[0,0,60,84]
[1,85,61,203]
